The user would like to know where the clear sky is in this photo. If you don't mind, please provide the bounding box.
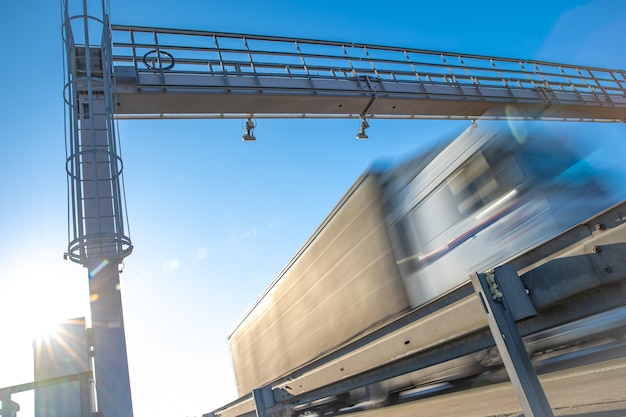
[1,1,625,416]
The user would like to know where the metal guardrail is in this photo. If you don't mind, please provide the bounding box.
[0,372,93,417]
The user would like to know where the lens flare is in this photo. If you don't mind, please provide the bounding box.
[88,259,110,278]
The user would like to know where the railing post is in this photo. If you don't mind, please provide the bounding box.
[79,372,93,417]
[253,385,275,417]
[0,394,19,417]
[470,265,554,417]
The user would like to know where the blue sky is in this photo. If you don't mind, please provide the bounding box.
[1,1,625,416]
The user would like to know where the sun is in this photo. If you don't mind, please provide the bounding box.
[15,284,85,341]
[31,320,64,343]
[1,259,90,345]
[15,303,82,349]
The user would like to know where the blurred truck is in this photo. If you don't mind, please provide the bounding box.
[227,121,617,399]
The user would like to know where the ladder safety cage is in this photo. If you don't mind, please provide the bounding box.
[63,5,133,266]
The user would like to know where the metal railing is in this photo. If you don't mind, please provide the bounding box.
[0,372,93,417]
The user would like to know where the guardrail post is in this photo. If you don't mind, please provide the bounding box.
[79,372,93,417]
[470,264,554,417]
[252,385,275,417]
[0,393,19,417]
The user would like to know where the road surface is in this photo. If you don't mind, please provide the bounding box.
[348,356,626,417]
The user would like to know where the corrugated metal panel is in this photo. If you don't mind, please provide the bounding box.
[229,174,409,395]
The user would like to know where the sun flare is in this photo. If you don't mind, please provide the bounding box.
[1,262,90,345]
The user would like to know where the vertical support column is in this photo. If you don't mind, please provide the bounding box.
[62,1,133,416]
[470,265,554,417]
[89,261,133,417]
[252,386,275,417]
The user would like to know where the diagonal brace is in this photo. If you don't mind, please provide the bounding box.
[470,264,554,417]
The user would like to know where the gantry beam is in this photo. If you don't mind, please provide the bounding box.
[110,25,626,121]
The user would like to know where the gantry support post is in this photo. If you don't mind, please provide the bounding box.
[62,1,134,416]
[470,265,554,417]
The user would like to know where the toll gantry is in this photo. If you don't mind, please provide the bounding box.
[3,1,626,417]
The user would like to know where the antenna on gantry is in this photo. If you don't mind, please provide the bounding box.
[243,117,257,141]
[356,117,370,140]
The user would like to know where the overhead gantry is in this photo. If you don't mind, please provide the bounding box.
[58,2,626,417]
[109,25,626,123]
